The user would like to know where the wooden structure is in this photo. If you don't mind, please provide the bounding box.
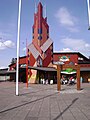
[57,64,80,91]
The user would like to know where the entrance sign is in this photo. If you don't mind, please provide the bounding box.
[60,56,69,62]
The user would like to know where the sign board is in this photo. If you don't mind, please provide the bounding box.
[59,56,69,62]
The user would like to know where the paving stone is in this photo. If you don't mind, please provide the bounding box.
[0,82,90,120]
[24,117,38,120]
[38,117,50,120]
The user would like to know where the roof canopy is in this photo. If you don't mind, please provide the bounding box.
[61,68,76,74]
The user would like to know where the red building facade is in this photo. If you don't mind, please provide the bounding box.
[53,52,90,82]
[9,56,26,71]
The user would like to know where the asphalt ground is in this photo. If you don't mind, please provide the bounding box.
[0,82,90,120]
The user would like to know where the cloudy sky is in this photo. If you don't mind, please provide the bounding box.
[0,0,90,68]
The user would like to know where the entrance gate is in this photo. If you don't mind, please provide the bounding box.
[57,64,80,91]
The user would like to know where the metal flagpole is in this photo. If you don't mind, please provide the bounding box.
[16,0,22,96]
[87,0,90,29]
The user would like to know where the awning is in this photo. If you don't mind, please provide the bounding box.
[61,68,76,74]
[61,71,76,74]
[21,66,57,72]
[80,67,90,71]
[0,70,16,75]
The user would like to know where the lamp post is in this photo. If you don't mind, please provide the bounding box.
[16,0,22,96]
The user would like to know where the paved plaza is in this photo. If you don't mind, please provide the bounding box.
[0,82,90,120]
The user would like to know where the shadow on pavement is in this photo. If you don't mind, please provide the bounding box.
[0,92,58,114]
[53,98,79,120]
[20,87,56,96]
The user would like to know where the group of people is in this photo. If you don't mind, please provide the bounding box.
[69,76,76,85]
[61,76,76,85]
[40,78,54,85]
[40,75,76,85]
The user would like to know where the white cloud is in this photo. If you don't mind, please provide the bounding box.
[55,7,74,26]
[55,7,79,32]
[0,40,15,50]
[60,48,74,52]
[0,66,8,69]
[61,37,90,52]
[67,27,79,32]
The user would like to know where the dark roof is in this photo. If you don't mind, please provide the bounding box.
[0,70,16,75]
[17,56,26,59]
[78,61,90,64]
[80,67,90,71]
[0,68,8,71]
[21,66,57,72]
[53,51,80,54]
[0,67,90,75]
[21,66,90,72]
